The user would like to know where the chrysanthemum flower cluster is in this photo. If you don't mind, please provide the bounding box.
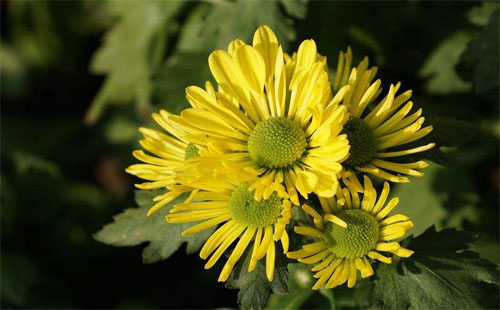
[126,25,434,290]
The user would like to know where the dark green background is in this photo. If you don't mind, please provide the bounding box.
[1,1,498,308]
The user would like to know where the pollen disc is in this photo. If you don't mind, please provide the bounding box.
[342,117,377,167]
[184,143,199,160]
[248,117,307,169]
[324,209,379,258]
[228,182,282,228]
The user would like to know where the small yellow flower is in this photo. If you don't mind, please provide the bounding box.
[166,177,292,282]
[125,110,199,215]
[165,25,350,205]
[287,175,414,290]
[333,47,435,191]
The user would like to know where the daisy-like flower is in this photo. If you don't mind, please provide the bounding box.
[333,47,435,191]
[166,25,350,205]
[125,110,200,215]
[166,177,292,282]
[287,175,414,289]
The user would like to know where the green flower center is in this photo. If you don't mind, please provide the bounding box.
[324,209,379,258]
[228,182,282,228]
[247,117,307,169]
[184,143,199,160]
[342,117,377,167]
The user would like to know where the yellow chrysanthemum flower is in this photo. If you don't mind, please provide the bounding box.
[287,175,414,290]
[165,177,292,282]
[333,47,435,191]
[125,110,200,215]
[166,25,350,205]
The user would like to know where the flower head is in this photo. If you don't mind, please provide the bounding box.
[125,110,199,215]
[166,25,350,205]
[287,176,414,289]
[166,177,292,282]
[333,47,435,191]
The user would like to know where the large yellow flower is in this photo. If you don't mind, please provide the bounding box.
[126,110,199,215]
[333,47,435,191]
[166,25,350,205]
[166,177,292,282]
[287,176,414,289]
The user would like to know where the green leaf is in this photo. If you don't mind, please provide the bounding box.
[419,31,472,95]
[457,10,499,102]
[426,117,479,148]
[85,1,185,124]
[390,163,447,236]
[226,243,289,310]
[203,0,302,50]
[352,278,375,309]
[430,164,481,230]
[407,116,479,166]
[94,189,214,263]
[427,117,479,166]
[374,227,499,310]
[471,235,500,266]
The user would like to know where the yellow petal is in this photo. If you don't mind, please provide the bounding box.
[233,45,266,94]
[295,39,317,73]
[252,25,279,81]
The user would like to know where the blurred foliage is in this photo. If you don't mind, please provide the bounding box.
[458,8,500,102]
[419,31,473,95]
[86,1,185,124]
[1,0,498,309]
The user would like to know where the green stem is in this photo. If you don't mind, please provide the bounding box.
[319,287,336,310]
